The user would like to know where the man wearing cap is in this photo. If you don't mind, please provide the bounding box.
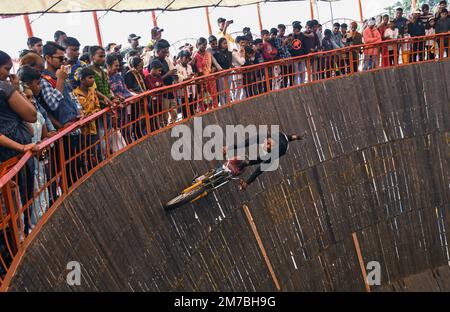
[121,34,143,59]
[243,27,253,42]
[408,9,426,62]
[217,17,236,52]
[363,19,382,70]
[147,27,164,52]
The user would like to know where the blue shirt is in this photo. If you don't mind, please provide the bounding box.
[40,69,81,126]
[275,36,291,59]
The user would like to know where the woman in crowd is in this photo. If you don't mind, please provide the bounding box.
[18,65,50,227]
[213,38,233,105]
[106,54,135,143]
[124,56,148,94]
[192,37,218,111]
[0,51,38,235]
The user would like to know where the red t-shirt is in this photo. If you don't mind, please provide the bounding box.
[262,41,279,61]
[145,74,164,90]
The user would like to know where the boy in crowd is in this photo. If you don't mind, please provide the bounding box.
[400,25,412,64]
[384,20,400,66]
[27,37,43,56]
[145,59,165,131]
[175,50,195,118]
[73,68,102,169]
[321,29,335,78]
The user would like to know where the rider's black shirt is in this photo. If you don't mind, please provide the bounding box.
[229,132,296,185]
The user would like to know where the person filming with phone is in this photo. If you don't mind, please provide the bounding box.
[217,17,236,51]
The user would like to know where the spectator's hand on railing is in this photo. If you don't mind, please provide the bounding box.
[47,131,58,138]
[21,143,38,154]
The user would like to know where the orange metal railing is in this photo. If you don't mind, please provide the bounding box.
[0,33,449,290]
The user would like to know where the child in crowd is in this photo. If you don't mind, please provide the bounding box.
[425,18,436,60]
[145,59,165,130]
[175,50,195,118]
[73,67,102,168]
[17,65,50,227]
[401,25,412,64]
[384,20,400,66]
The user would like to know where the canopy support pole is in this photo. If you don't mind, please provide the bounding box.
[257,3,263,32]
[23,14,33,38]
[310,0,315,20]
[92,11,103,47]
[329,1,335,24]
[358,0,364,23]
[152,11,158,27]
[205,7,212,36]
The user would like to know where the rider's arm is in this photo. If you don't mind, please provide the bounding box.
[287,133,307,142]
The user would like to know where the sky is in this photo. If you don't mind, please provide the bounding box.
[0,0,402,60]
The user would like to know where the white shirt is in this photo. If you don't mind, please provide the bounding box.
[425,28,436,46]
[232,50,246,68]
[175,63,195,97]
[384,28,399,50]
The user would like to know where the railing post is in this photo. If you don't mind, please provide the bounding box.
[143,97,151,134]
[306,57,312,82]
[2,183,21,254]
[103,112,111,159]
[349,48,354,75]
[58,138,68,194]
[183,86,191,119]
[264,66,271,93]
[394,42,399,66]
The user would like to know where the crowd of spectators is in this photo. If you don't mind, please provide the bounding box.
[0,2,449,257]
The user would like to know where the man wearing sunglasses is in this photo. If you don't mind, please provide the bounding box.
[40,42,81,129]
[40,42,84,188]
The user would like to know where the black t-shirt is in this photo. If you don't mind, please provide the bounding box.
[408,20,426,37]
[0,81,32,161]
[288,33,305,57]
[159,58,173,86]
[214,50,233,70]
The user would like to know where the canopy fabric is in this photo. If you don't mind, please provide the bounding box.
[0,0,340,15]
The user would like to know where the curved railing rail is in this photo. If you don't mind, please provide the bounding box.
[0,33,449,290]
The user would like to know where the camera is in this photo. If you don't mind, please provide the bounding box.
[229,20,234,24]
